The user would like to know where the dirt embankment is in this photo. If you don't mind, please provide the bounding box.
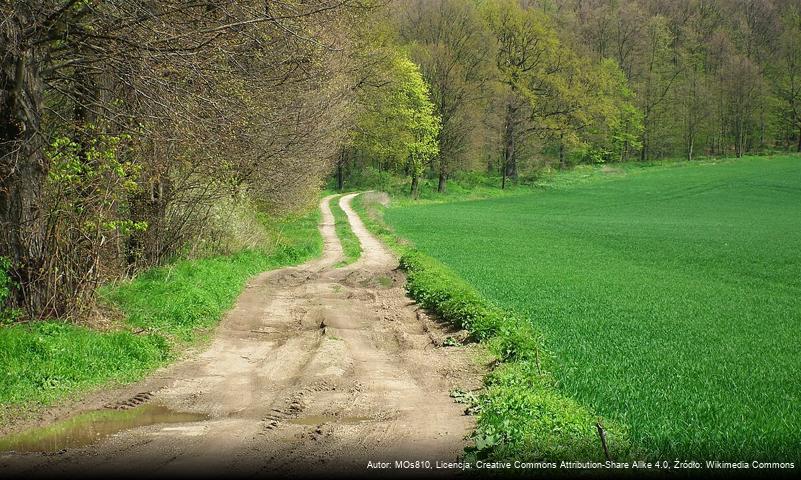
[0,193,483,478]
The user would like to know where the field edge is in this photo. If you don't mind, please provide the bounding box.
[352,193,633,462]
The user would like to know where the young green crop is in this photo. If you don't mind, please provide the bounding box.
[384,155,801,460]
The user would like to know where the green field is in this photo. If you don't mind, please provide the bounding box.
[384,156,801,460]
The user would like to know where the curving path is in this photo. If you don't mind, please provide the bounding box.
[1,193,480,478]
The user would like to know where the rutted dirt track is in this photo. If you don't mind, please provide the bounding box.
[1,193,481,478]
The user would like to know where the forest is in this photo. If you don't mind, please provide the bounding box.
[2,0,800,322]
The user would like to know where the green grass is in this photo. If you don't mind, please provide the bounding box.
[382,155,801,460]
[0,323,169,407]
[340,157,754,207]
[330,196,361,267]
[104,209,322,341]
[0,209,322,423]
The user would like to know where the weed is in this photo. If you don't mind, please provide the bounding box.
[442,336,461,347]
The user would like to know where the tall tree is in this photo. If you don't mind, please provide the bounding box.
[350,54,440,199]
[771,4,801,151]
[483,0,564,187]
[399,0,493,192]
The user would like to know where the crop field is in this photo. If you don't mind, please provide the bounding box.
[384,156,801,460]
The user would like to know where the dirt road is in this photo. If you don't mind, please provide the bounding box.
[1,193,481,478]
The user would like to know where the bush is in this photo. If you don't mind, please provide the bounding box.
[472,361,631,460]
[402,250,631,460]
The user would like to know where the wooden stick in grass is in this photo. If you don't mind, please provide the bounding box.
[596,421,611,461]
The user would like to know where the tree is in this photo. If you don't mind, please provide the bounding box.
[720,54,763,157]
[771,4,801,151]
[350,54,440,199]
[565,59,643,166]
[482,0,565,188]
[636,15,683,161]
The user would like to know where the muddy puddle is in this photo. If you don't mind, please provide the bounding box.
[0,404,208,453]
[288,415,371,426]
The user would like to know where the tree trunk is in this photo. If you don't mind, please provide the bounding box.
[558,133,566,169]
[410,173,419,199]
[640,134,648,162]
[735,121,743,158]
[336,149,345,191]
[508,152,518,179]
[0,35,47,316]
[640,111,650,162]
[797,125,801,153]
[785,127,790,151]
[437,167,447,193]
[501,100,515,189]
[687,136,694,161]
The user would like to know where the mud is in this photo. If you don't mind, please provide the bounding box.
[0,193,483,478]
[0,405,208,453]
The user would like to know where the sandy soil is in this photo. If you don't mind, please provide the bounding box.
[0,193,483,478]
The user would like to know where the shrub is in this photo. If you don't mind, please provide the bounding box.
[397,245,629,461]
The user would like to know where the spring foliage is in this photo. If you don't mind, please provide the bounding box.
[351,54,441,197]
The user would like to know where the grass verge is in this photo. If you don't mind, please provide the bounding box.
[0,208,322,427]
[330,195,361,267]
[352,194,630,461]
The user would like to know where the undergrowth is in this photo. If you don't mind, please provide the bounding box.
[0,257,20,324]
[0,208,322,426]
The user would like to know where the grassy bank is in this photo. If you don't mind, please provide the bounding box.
[380,155,801,460]
[330,196,361,266]
[0,209,322,425]
[352,194,630,461]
